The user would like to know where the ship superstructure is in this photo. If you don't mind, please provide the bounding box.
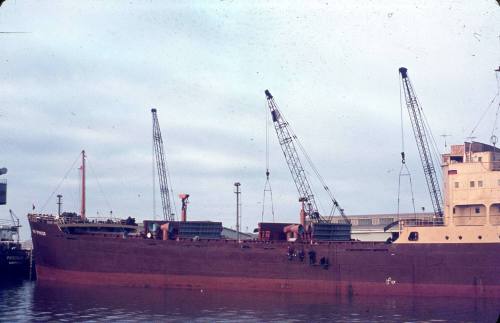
[397,142,500,244]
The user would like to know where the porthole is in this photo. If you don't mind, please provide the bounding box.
[445,236,449,240]
[478,236,482,240]
[458,235,462,240]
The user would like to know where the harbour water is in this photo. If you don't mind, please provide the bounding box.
[1,280,498,322]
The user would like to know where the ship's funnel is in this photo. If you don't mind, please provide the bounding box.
[179,194,189,222]
[0,168,7,176]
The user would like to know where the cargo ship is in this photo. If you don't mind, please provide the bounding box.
[1,170,32,280]
[28,141,500,298]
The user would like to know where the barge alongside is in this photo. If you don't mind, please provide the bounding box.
[0,218,31,280]
[1,174,32,280]
[28,142,500,297]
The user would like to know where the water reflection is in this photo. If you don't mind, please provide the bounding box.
[0,280,498,322]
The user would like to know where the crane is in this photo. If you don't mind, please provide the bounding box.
[9,209,20,243]
[399,67,444,220]
[264,90,349,224]
[151,108,175,221]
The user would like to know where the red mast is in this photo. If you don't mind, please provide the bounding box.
[81,150,86,220]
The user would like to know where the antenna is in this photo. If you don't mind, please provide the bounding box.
[440,134,451,149]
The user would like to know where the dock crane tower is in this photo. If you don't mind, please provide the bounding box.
[264,90,350,225]
[399,68,444,221]
[151,108,175,221]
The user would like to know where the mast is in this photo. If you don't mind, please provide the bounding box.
[399,67,444,220]
[81,150,86,220]
[234,182,241,241]
[57,194,63,217]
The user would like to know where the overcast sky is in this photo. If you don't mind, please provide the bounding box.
[0,1,499,238]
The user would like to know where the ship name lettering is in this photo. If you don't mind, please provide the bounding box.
[32,229,46,236]
[6,256,22,260]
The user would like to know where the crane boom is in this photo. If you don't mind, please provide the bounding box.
[151,108,175,221]
[9,209,20,227]
[399,67,444,220]
[265,89,332,223]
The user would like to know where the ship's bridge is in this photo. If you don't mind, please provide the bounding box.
[396,142,500,244]
[443,141,500,227]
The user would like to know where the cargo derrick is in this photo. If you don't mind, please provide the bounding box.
[151,109,175,221]
[399,68,444,221]
[264,90,351,241]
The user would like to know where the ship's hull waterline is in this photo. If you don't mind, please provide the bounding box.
[30,220,500,298]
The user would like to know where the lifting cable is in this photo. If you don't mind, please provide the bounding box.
[88,159,128,233]
[468,74,500,143]
[293,136,339,217]
[421,106,444,180]
[490,68,500,147]
[40,152,81,213]
[261,105,275,222]
[283,112,345,220]
[398,75,417,218]
[165,157,177,219]
[410,80,443,181]
[277,109,342,216]
[466,69,500,162]
[87,159,113,217]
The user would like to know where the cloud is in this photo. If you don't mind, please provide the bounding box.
[0,1,499,239]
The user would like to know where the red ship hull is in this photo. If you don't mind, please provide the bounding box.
[29,220,500,298]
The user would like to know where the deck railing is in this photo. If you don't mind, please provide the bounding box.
[399,216,445,228]
[28,214,132,226]
[0,219,20,227]
[58,216,127,225]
